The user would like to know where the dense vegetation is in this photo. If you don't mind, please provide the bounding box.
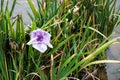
[0,0,120,80]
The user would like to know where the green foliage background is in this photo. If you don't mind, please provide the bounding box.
[0,0,120,80]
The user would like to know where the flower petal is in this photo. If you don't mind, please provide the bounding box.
[32,44,47,53]
[27,29,53,53]
[27,37,37,45]
[47,43,53,48]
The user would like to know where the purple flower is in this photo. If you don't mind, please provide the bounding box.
[59,0,63,3]
[27,29,53,53]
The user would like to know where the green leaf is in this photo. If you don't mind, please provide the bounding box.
[10,0,17,16]
[49,34,79,55]
[64,37,119,77]
[32,57,46,80]
[85,60,120,68]
[27,0,38,18]
[61,53,76,70]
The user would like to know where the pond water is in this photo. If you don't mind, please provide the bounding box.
[5,0,37,25]
[106,26,120,80]
[106,1,120,80]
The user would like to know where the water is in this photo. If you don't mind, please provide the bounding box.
[106,27,120,80]
[4,0,37,25]
[106,1,120,80]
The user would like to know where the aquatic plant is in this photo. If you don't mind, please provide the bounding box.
[27,29,53,53]
[0,0,120,80]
